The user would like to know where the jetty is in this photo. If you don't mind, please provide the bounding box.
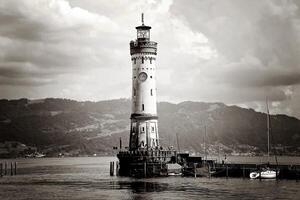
[112,153,300,179]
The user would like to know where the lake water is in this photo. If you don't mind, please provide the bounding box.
[0,157,299,200]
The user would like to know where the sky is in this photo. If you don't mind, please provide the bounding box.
[0,0,300,118]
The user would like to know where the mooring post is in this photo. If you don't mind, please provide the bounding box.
[226,165,228,178]
[194,163,197,178]
[110,162,112,176]
[144,161,147,178]
[116,161,119,176]
[10,162,13,176]
[109,161,113,176]
[208,164,211,178]
[0,163,3,177]
[296,167,299,182]
[4,162,7,175]
[243,166,245,178]
[14,162,17,176]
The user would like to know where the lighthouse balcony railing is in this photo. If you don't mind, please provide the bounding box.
[118,149,176,159]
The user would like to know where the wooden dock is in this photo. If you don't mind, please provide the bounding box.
[113,151,300,179]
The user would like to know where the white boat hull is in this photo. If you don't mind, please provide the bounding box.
[250,169,279,179]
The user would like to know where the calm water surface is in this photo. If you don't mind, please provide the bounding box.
[0,157,299,200]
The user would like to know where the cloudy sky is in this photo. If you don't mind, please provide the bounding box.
[0,0,300,118]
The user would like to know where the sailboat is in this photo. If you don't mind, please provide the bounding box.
[250,98,279,179]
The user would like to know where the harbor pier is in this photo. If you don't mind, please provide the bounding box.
[117,150,176,177]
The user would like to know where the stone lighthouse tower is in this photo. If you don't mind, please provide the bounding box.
[129,14,159,151]
[117,15,176,177]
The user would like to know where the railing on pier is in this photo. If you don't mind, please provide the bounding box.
[117,149,177,161]
[0,162,17,177]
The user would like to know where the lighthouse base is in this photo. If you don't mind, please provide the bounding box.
[117,150,177,177]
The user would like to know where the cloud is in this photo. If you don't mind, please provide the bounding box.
[0,0,120,85]
[0,0,299,118]
[168,0,300,116]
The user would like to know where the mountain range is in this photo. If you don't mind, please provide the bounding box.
[0,98,299,156]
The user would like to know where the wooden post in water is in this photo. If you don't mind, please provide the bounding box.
[109,161,114,176]
[208,164,211,178]
[194,163,197,178]
[14,162,17,175]
[242,165,245,178]
[0,163,2,177]
[116,161,119,176]
[226,165,228,178]
[10,162,13,176]
[144,161,147,178]
[4,162,7,175]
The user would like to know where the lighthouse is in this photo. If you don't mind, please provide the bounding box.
[117,14,176,177]
[129,14,159,151]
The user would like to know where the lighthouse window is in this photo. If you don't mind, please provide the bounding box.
[142,57,144,64]
[134,59,136,64]
[141,127,145,132]
[150,89,153,96]
[142,104,145,111]
[150,58,152,64]
[150,76,152,78]
[151,127,155,132]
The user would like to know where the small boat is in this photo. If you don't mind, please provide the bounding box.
[34,152,46,158]
[168,172,182,176]
[250,167,279,179]
[167,163,182,176]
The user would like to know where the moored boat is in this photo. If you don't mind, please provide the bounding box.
[250,167,279,179]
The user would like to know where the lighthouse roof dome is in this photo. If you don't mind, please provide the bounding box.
[136,25,151,30]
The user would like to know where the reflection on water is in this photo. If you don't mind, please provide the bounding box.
[0,157,299,200]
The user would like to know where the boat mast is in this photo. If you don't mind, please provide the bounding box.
[176,132,180,152]
[204,124,207,161]
[266,97,270,163]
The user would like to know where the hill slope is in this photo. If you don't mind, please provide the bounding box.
[0,98,299,156]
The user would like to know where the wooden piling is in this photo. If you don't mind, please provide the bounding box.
[144,162,147,178]
[242,166,245,178]
[0,163,2,177]
[10,162,13,176]
[4,162,7,175]
[226,165,228,178]
[110,162,112,175]
[116,161,119,176]
[110,161,114,176]
[14,162,17,175]
[194,163,197,178]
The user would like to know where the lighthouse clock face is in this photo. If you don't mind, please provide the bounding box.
[138,72,148,82]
